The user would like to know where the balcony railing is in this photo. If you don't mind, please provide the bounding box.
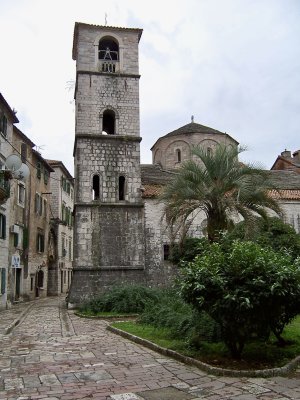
[99,60,119,74]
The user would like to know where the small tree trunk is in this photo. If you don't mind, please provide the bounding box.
[226,339,244,360]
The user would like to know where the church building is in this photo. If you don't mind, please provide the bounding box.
[68,22,300,307]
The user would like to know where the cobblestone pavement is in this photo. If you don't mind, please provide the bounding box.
[0,297,300,399]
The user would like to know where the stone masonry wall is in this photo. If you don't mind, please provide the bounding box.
[68,268,145,305]
[74,204,145,269]
[75,136,142,204]
[76,74,140,136]
[152,133,237,169]
[76,25,140,76]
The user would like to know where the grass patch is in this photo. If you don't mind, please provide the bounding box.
[111,321,189,353]
[112,316,300,370]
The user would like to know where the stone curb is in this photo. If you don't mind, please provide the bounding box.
[74,311,139,319]
[107,324,300,378]
[4,302,34,335]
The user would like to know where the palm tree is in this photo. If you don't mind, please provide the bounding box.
[161,144,282,243]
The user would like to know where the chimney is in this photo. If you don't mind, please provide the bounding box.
[281,149,292,159]
[292,150,300,162]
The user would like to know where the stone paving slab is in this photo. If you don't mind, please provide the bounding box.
[136,386,194,399]
[0,297,300,399]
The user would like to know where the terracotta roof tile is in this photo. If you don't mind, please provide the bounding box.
[142,185,163,198]
[269,189,300,200]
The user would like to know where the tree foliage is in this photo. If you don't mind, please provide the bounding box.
[179,240,300,359]
[226,217,300,260]
[161,144,281,242]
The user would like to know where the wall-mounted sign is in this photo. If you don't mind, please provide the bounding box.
[11,254,21,268]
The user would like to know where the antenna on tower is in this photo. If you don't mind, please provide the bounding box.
[105,12,108,26]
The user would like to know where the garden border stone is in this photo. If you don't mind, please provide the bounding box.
[107,324,300,378]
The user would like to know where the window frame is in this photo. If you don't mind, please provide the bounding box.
[36,232,45,253]
[17,182,26,207]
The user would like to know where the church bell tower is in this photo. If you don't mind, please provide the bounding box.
[69,22,145,306]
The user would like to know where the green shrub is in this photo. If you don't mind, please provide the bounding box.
[169,237,210,264]
[139,289,221,344]
[180,240,300,359]
[79,284,161,314]
[225,217,300,260]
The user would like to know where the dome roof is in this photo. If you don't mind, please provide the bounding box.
[151,122,238,150]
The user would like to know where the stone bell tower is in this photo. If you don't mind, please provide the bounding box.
[69,22,145,306]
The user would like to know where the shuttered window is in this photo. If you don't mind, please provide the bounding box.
[1,268,6,294]
[0,214,6,239]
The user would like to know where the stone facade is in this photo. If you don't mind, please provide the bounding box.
[69,23,145,306]
[25,150,53,300]
[0,94,18,310]
[7,127,35,304]
[46,160,74,296]
[151,123,238,170]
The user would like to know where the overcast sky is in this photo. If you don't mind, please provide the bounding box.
[0,0,299,175]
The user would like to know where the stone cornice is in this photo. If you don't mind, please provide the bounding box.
[73,134,142,156]
[74,202,144,208]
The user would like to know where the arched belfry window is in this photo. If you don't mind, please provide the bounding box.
[92,175,100,200]
[98,37,119,73]
[98,37,119,60]
[102,110,115,135]
[119,176,125,201]
[176,149,181,163]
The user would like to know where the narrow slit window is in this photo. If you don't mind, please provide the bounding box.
[163,244,170,260]
[176,149,181,163]
[92,175,100,200]
[119,176,125,201]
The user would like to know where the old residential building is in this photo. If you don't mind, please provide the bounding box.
[271,149,300,175]
[47,160,74,296]
[25,150,53,300]
[0,93,19,310]
[7,127,35,304]
[0,92,75,307]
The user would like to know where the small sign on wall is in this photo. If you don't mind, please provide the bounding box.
[11,254,21,268]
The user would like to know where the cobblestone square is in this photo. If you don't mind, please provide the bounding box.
[0,297,299,399]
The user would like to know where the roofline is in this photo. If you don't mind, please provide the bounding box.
[270,156,300,171]
[13,126,35,148]
[72,21,143,60]
[150,131,239,150]
[46,159,74,182]
[0,93,19,123]
[32,150,54,172]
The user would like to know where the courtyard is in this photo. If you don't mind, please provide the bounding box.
[0,297,300,399]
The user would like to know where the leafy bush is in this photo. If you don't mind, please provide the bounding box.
[79,284,161,314]
[180,240,300,359]
[225,217,300,260]
[169,237,210,265]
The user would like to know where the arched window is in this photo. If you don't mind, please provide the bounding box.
[176,149,181,163]
[119,176,125,201]
[102,110,115,135]
[98,37,119,61]
[207,147,212,156]
[92,175,100,200]
[98,37,119,73]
